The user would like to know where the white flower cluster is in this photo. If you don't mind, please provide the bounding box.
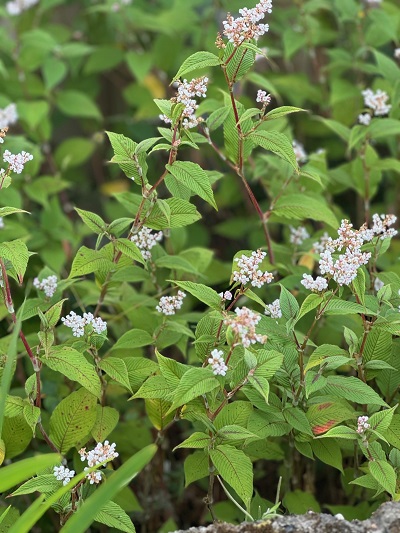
[61,311,107,337]
[53,465,75,486]
[312,232,331,254]
[224,306,266,348]
[395,49,400,59]
[358,113,371,126]
[160,77,208,130]
[3,150,33,174]
[301,274,328,292]
[208,349,228,376]
[78,441,119,485]
[233,249,273,288]
[256,90,271,105]
[131,226,163,260]
[222,0,273,47]
[374,277,384,292]
[6,0,39,16]
[362,88,391,116]
[156,290,186,316]
[305,216,396,289]
[289,225,310,246]
[371,213,397,240]
[111,0,132,11]
[33,275,58,298]
[264,299,282,319]
[292,140,307,163]
[219,290,233,301]
[356,415,370,434]
[0,103,18,130]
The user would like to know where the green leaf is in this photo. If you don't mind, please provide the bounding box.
[69,246,113,278]
[10,475,60,496]
[44,299,67,329]
[369,460,397,497]
[156,350,188,388]
[216,425,258,443]
[305,344,349,372]
[93,501,135,533]
[265,106,306,120]
[131,376,173,401]
[56,90,102,120]
[91,406,119,442]
[272,194,338,229]
[155,255,200,275]
[49,388,98,454]
[279,285,299,320]
[111,329,154,351]
[316,117,350,142]
[0,240,29,283]
[184,450,209,486]
[283,489,320,514]
[323,298,375,316]
[167,367,219,414]
[214,401,253,430]
[75,208,106,234]
[0,207,28,217]
[173,51,220,81]
[351,268,365,305]
[0,454,60,492]
[283,407,313,436]
[172,280,221,310]
[369,406,397,433]
[145,198,201,229]
[166,161,217,209]
[210,444,253,508]
[249,130,299,172]
[114,238,145,264]
[207,106,231,131]
[296,294,323,323]
[174,432,211,450]
[322,376,388,407]
[311,439,343,473]
[44,346,102,399]
[247,375,269,404]
[99,358,133,393]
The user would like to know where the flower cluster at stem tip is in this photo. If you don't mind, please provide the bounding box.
[264,299,282,319]
[160,77,208,130]
[6,0,38,16]
[156,290,186,316]
[233,249,273,288]
[53,441,118,486]
[224,306,266,348]
[221,0,273,48]
[208,349,228,376]
[33,275,58,299]
[359,88,391,124]
[302,215,397,291]
[131,226,163,261]
[357,416,370,434]
[61,311,107,337]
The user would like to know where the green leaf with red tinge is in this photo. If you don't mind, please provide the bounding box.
[306,401,354,436]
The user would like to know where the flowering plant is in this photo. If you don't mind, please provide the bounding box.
[0,0,400,531]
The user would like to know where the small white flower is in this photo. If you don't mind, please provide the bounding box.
[84,468,103,484]
[131,226,163,260]
[374,277,384,292]
[160,77,208,130]
[289,226,310,246]
[156,290,186,316]
[224,307,266,348]
[358,113,371,126]
[292,140,307,163]
[33,275,58,298]
[357,415,370,434]
[233,249,273,288]
[362,88,391,116]
[53,465,75,486]
[61,311,107,337]
[256,90,271,105]
[6,0,39,16]
[219,290,233,301]
[301,274,328,292]
[222,1,272,47]
[3,150,33,174]
[208,349,228,376]
[79,440,119,467]
[264,299,282,319]
[0,103,18,129]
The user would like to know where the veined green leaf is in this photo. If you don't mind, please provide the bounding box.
[167,367,219,414]
[210,444,253,508]
[43,346,102,399]
[249,130,299,172]
[75,208,106,234]
[49,388,98,454]
[0,240,29,283]
[0,454,60,492]
[173,51,220,81]
[166,161,217,209]
[93,501,135,533]
[322,376,388,407]
[68,246,113,278]
[369,460,397,497]
[99,358,132,393]
[172,280,222,310]
[173,432,210,450]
